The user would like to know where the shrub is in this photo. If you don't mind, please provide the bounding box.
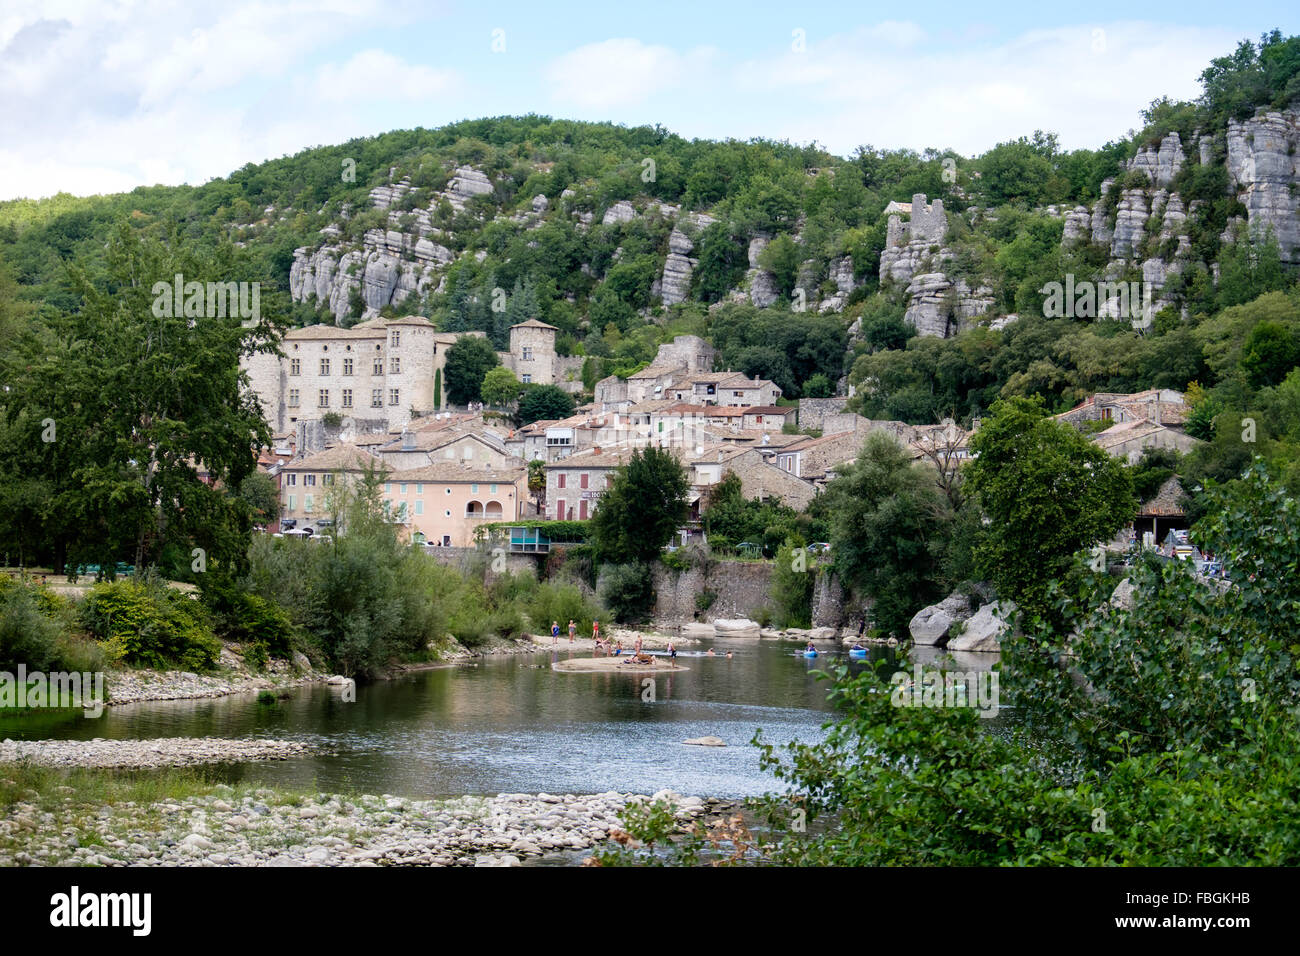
[80,579,221,671]
[599,562,656,623]
[0,584,64,672]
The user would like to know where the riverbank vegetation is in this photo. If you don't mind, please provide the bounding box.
[596,462,1300,865]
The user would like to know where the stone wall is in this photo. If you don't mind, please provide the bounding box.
[811,568,847,627]
[652,560,775,624]
[798,397,848,431]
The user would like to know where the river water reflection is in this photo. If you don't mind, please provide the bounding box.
[4,640,931,799]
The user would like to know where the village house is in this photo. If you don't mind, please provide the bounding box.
[1090,418,1201,463]
[688,444,818,511]
[382,462,526,547]
[769,431,866,483]
[666,371,782,407]
[277,444,387,533]
[372,421,512,471]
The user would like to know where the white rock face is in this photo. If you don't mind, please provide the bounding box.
[818,256,856,312]
[1226,108,1300,264]
[748,269,780,308]
[659,228,696,305]
[946,601,1014,653]
[1128,132,1184,188]
[531,194,548,213]
[445,166,494,209]
[1110,190,1148,259]
[713,619,761,637]
[601,200,636,226]
[908,591,974,646]
[1062,206,1092,245]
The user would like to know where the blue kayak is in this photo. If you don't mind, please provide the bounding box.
[848,648,868,658]
[803,650,818,658]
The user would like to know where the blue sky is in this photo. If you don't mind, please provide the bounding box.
[1,0,1296,199]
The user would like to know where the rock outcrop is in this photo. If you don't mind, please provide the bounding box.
[908,591,975,646]
[1226,108,1300,264]
[945,601,1015,653]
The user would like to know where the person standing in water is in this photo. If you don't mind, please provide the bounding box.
[592,620,600,644]
[551,621,560,645]
[568,620,577,644]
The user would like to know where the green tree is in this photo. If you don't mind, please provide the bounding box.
[516,384,575,425]
[443,335,500,405]
[239,472,280,526]
[964,397,1135,618]
[590,447,689,565]
[824,432,950,638]
[771,537,814,628]
[481,366,522,408]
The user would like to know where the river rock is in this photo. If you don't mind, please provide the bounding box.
[945,601,1015,653]
[713,618,760,637]
[680,623,715,639]
[683,736,726,747]
[908,591,974,646]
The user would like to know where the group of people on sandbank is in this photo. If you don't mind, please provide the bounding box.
[546,621,734,666]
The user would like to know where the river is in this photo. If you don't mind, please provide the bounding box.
[2,640,899,800]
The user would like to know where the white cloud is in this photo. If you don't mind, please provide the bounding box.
[545,38,717,110]
[313,50,459,103]
[732,21,1240,155]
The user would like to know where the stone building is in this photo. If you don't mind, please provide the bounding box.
[243,316,475,433]
[502,318,558,385]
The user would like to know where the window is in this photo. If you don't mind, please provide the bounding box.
[415,500,423,515]
[470,484,478,494]
[389,388,400,406]
[288,389,300,407]
[343,358,353,375]
[318,389,329,407]
[390,356,400,374]
[287,474,297,486]
[304,494,313,513]
[322,474,334,486]
[371,389,383,408]
[522,374,532,384]
[304,474,316,486]
[489,484,497,494]
[373,357,383,375]
[320,358,330,376]
[558,474,566,489]
[579,473,588,489]
[416,484,423,494]
[444,510,451,517]
[756,416,763,424]
[290,358,301,375]
[288,494,295,511]
[522,346,533,361]
[400,483,407,494]
[342,388,352,408]
[445,487,451,495]
[391,330,400,347]
[579,500,588,519]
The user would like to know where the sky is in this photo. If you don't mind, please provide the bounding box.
[1,0,1297,201]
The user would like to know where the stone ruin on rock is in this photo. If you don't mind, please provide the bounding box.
[879,194,993,338]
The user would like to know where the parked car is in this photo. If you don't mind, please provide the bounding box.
[807,542,831,553]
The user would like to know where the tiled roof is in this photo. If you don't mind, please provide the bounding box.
[287,445,386,472]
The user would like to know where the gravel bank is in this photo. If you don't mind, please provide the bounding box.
[0,786,715,867]
[0,737,315,769]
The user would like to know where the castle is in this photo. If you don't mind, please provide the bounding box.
[243,315,579,436]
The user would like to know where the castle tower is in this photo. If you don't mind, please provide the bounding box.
[509,318,559,385]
